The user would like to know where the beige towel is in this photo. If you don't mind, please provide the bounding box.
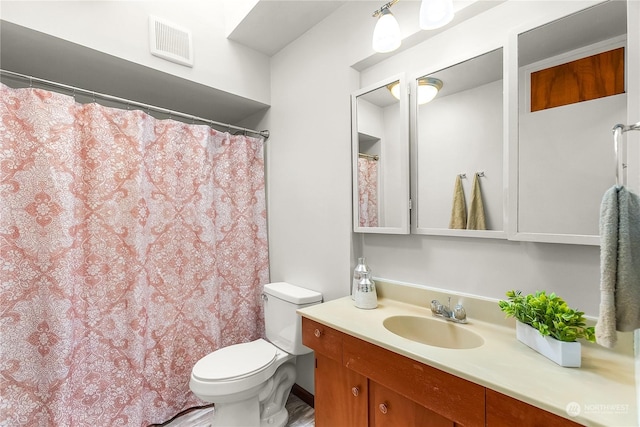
[596,185,640,348]
[467,173,486,230]
[449,175,467,229]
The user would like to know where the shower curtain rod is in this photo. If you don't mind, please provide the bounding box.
[359,152,379,161]
[0,69,270,140]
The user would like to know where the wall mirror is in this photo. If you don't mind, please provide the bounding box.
[412,48,506,238]
[351,73,410,234]
[509,1,627,245]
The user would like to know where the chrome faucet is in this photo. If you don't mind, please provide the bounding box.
[430,297,467,324]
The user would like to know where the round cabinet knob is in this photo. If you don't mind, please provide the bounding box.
[351,387,359,397]
[314,329,322,338]
[379,403,388,414]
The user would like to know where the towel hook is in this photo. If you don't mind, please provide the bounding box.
[476,171,485,178]
[459,173,467,179]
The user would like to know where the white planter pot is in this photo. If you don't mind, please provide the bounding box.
[515,320,581,367]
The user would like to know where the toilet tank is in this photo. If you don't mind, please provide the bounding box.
[263,282,322,355]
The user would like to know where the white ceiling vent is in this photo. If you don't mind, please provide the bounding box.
[149,16,193,67]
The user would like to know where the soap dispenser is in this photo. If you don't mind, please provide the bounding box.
[352,257,370,300]
[354,272,378,309]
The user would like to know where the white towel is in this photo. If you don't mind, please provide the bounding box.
[596,185,640,348]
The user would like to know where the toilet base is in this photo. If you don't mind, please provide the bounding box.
[212,397,260,427]
[205,361,297,427]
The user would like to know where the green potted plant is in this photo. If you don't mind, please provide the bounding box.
[498,290,595,367]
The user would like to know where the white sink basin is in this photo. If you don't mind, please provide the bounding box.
[383,315,484,349]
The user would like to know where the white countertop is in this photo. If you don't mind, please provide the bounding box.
[298,293,637,427]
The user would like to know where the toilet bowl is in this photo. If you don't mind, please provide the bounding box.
[189,282,322,427]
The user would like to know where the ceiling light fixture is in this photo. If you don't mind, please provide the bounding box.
[372,0,401,53]
[420,0,454,30]
[371,0,456,54]
[388,77,443,104]
[416,77,443,104]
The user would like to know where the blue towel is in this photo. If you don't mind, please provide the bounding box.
[596,185,640,348]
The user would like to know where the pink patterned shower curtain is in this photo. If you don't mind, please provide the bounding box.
[357,157,379,227]
[0,84,269,426]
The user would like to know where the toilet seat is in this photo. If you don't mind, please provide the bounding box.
[192,339,278,382]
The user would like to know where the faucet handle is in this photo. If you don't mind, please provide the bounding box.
[430,299,442,314]
[453,304,467,322]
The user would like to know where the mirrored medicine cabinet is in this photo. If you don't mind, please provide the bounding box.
[412,48,506,238]
[351,1,637,244]
[508,0,628,245]
[351,73,410,234]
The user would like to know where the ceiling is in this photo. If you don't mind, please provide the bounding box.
[227,1,348,56]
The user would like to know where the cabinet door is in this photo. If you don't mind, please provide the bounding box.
[315,353,368,427]
[369,381,454,427]
[486,389,584,427]
[343,334,485,426]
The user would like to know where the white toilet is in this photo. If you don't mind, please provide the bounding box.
[189,282,322,427]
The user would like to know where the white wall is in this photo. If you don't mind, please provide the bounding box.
[0,0,270,105]
[266,3,361,393]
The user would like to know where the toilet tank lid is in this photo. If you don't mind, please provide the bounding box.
[263,282,322,304]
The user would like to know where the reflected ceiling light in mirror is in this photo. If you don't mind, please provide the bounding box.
[417,77,443,104]
[387,81,401,100]
[388,78,443,104]
[420,0,454,30]
[372,1,401,53]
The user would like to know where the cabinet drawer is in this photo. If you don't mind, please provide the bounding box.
[486,389,584,427]
[343,334,485,427]
[302,317,343,362]
[369,381,454,427]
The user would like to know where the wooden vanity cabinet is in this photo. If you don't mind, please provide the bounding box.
[302,317,477,426]
[343,333,484,427]
[302,316,583,427]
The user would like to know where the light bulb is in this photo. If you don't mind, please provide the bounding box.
[417,78,443,104]
[419,0,454,30]
[417,85,439,104]
[372,8,401,53]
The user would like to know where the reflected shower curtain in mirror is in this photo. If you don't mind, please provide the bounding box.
[0,84,269,426]
[358,157,379,227]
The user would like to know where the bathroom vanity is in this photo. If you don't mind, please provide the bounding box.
[298,282,637,427]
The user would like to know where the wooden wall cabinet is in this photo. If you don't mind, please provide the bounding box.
[302,316,583,427]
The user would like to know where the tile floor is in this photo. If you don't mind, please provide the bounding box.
[162,393,314,427]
